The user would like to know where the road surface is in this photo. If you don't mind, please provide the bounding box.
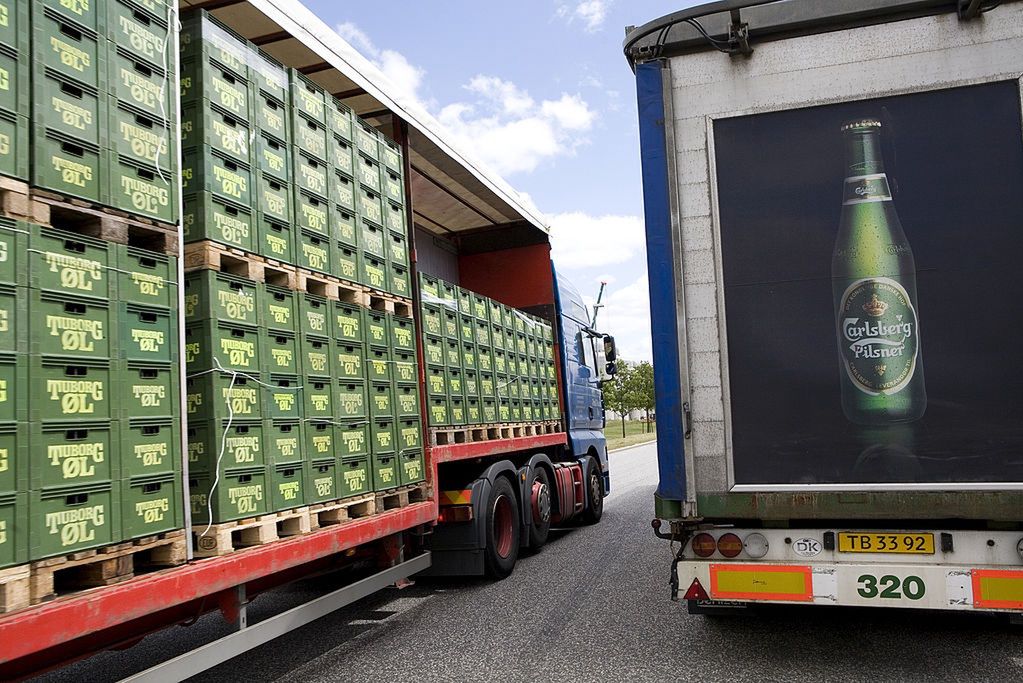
[44,442,1023,681]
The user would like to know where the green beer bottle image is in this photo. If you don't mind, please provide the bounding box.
[832,119,926,425]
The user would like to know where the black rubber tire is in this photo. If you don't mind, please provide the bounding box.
[527,467,552,550]
[484,476,520,579]
[581,457,605,525]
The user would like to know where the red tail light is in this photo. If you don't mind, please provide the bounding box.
[717,532,743,558]
[691,533,716,557]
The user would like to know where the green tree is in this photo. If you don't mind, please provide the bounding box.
[601,361,635,438]
[630,361,656,432]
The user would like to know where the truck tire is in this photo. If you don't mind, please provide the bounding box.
[484,476,520,579]
[527,466,552,549]
[580,458,604,525]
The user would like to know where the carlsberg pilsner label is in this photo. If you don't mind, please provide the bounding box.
[838,277,919,395]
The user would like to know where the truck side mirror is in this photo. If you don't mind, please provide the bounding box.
[603,335,617,363]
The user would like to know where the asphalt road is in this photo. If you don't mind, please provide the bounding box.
[43,441,1023,682]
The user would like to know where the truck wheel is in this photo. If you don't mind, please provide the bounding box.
[527,467,552,549]
[580,458,604,524]
[484,476,520,579]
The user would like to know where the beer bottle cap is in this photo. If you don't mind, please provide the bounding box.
[841,119,882,132]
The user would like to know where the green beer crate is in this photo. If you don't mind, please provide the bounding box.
[335,342,363,381]
[190,465,267,524]
[329,133,354,178]
[369,382,393,420]
[398,449,424,486]
[30,355,104,422]
[493,349,507,376]
[33,421,116,489]
[327,98,353,142]
[371,453,398,492]
[488,300,502,326]
[34,6,106,88]
[361,252,386,292]
[180,10,248,80]
[361,221,385,260]
[263,332,298,375]
[34,68,105,147]
[335,420,369,459]
[444,338,460,369]
[182,147,251,208]
[294,151,329,200]
[334,242,359,283]
[388,263,409,298]
[254,91,289,143]
[457,288,472,316]
[121,473,181,539]
[111,103,174,172]
[381,138,402,175]
[305,458,336,503]
[365,311,387,346]
[33,132,105,203]
[255,131,289,181]
[299,335,332,378]
[299,292,331,337]
[482,397,497,423]
[303,419,334,461]
[179,58,247,119]
[382,167,404,206]
[187,418,264,473]
[38,0,99,31]
[120,417,180,479]
[506,375,519,400]
[354,121,379,161]
[449,397,466,425]
[333,301,363,343]
[261,284,296,333]
[418,272,439,298]
[295,190,330,236]
[119,361,177,420]
[30,481,118,559]
[263,419,300,465]
[461,341,478,372]
[303,376,333,420]
[366,346,390,383]
[500,305,515,330]
[258,215,295,264]
[30,289,112,359]
[0,0,29,54]
[510,398,523,423]
[0,491,28,568]
[458,314,474,347]
[111,47,171,123]
[447,367,463,398]
[463,370,479,400]
[439,280,458,306]
[330,169,356,212]
[427,395,448,426]
[391,315,414,351]
[0,421,25,492]
[107,0,173,67]
[387,231,408,266]
[257,174,293,225]
[118,245,175,309]
[338,456,370,498]
[183,192,254,251]
[270,462,305,511]
[522,401,534,423]
[384,200,406,235]
[498,397,510,422]
[466,398,481,424]
[336,379,367,420]
[473,319,491,348]
[513,309,525,335]
[478,346,493,373]
[491,326,505,353]
[261,373,300,420]
[423,335,443,367]
[290,69,326,124]
[108,154,178,223]
[182,102,250,166]
[251,48,288,105]
[396,417,421,452]
[442,308,458,340]
[393,350,416,385]
[185,370,262,422]
[293,116,328,163]
[184,269,259,328]
[356,154,381,193]
[395,383,419,418]
[479,372,495,401]
[0,109,27,181]
[471,292,488,321]
[421,304,442,338]
[333,203,357,247]
[184,320,260,373]
[356,186,383,228]
[298,229,332,275]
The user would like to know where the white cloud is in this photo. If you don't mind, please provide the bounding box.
[548,212,645,269]
[335,22,426,108]
[583,275,651,362]
[557,0,611,32]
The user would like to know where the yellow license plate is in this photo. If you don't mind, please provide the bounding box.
[838,532,934,554]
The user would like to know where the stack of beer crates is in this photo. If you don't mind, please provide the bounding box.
[31,0,178,223]
[0,0,28,181]
[419,273,559,431]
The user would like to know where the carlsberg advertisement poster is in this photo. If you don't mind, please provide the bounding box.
[713,80,1023,486]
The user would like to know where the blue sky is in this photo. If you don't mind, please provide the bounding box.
[303,0,693,362]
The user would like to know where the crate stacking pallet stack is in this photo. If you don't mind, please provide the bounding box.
[30,0,178,224]
[179,10,412,303]
[419,274,559,439]
[0,214,183,573]
[183,274,426,527]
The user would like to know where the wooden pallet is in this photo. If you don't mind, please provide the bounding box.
[0,177,48,225]
[369,291,413,318]
[431,421,564,446]
[375,483,430,512]
[0,564,30,614]
[295,269,369,305]
[307,493,376,529]
[192,507,312,558]
[29,188,178,254]
[27,530,187,607]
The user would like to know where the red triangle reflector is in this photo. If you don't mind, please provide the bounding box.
[683,578,709,601]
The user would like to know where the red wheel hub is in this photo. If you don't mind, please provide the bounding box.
[531,479,551,524]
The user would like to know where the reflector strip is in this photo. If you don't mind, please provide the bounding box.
[440,489,472,505]
[972,569,1023,610]
[710,564,813,602]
